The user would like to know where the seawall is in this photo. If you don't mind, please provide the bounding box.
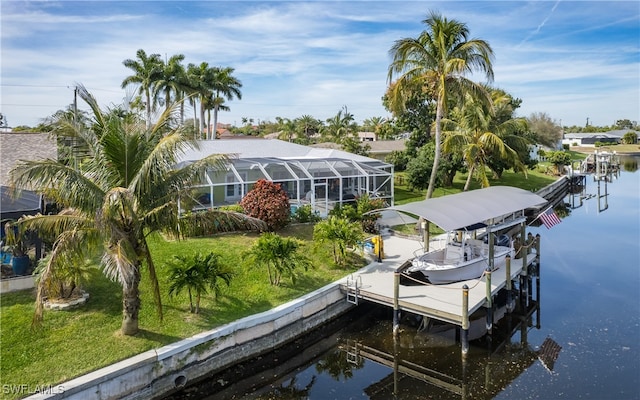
[25,280,355,400]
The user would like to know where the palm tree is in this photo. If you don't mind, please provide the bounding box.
[244,232,311,286]
[324,106,356,143]
[9,85,264,335]
[209,66,242,140]
[387,10,494,198]
[153,53,186,119]
[168,252,233,314]
[443,92,528,190]
[313,216,363,266]
[186,62,212,138]
[121,49,163,130]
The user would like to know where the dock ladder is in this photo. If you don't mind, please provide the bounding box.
[345,339,361,365]
[345,274,362,305]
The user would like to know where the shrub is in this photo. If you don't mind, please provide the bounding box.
[167,252,233,314]
[240,179,290,231]
[243,232,311,286]
[292,204,321,223]
[313,216,364,266]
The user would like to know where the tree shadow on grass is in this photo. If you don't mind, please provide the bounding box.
[134,329,183,346]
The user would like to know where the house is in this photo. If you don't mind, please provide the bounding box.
[176,138,394,216]
[562,130,638,147]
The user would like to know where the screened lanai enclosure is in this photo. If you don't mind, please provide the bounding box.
[176,139,394,217]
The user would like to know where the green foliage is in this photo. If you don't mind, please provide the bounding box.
[244,232,311,286]
[240,179,290,231]
[291,204,321,223]
[34,254,93,300]
[313,216,364,266]
[385,150,409,171]
[545,150,572,174]
[622,131,638,144]
[405,142,462,190]
[168,252,233,313]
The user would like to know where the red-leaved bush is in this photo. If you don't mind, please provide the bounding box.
[240,179,290,231]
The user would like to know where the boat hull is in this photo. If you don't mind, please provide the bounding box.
[409,245,514,285]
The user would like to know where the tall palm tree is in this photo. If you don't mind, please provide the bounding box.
[443,92,528,190]
[387,10,494,198]
[203,94,230,139]
[153,53,186,119]
[121,49,163,130]
[9,85,264,335]
[209,66,242,140]
[186,62,211,137]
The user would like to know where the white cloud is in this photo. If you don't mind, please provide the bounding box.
[1,1,638,128]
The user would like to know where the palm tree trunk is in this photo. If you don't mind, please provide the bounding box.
[144,89,152,131]
[121,266,142,335]
[188,288,194,313]
[213,106,219,140]
[464,164,474,191]
[200,102,206,140]
[207,109,212,140]
[195,292,201,314]
[426,97,443,199]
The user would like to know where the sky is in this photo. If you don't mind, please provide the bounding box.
[1,1,639,129]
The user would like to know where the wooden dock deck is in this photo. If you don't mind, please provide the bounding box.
[340,235,537,326]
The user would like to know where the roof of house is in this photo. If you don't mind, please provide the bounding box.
[176,138,389,166]
[0,132,57,187]
[564,129,638,139]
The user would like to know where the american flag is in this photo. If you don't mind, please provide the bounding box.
[540,207,561,229]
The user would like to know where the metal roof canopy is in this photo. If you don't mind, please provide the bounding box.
[389,186,547,232]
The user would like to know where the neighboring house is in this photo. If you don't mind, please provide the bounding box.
[562,130,638,147]
[358,131,376,142]
[367,140,407,162]
[176,138,395,216]
[0,132,57,187]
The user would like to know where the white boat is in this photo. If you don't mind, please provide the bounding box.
[407,231,514,284]
[386,186,547,285]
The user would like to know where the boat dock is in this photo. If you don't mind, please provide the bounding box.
[340,233,540,353]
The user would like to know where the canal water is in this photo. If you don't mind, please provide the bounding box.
[166,156,640,400]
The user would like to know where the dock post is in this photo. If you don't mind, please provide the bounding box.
[462,285,470,356]
[393,271,400,338]
[520,223,527,276]
[485,268,493,334]
[488,230,495,269]
[506,255,513,313]
[536,234,541,329]
[422,220,430,252]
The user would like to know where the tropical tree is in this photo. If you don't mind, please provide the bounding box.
[443,92,528,190]
[9,85,264,335]
[186,62,212,137]
[209,66,242,140]
[167,252,233,314]
[313,216,363,266]
[295,114,322,143]
[324,106,357,143]
[121,49,164,130]
[244,232,311,286]
[153,53,187,120]
[387,10,494,199]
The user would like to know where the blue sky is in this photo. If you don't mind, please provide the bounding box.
[1,1,638,129]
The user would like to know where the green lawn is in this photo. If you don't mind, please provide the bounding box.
[0,165,563,399]
[0,224,365,399]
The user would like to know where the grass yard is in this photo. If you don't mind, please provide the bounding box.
[0,224,365,399]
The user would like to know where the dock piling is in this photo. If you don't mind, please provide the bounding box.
[393,271,400,338]
[485,268,493,334]
[506,255,513,312]
[462,285,470,355]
